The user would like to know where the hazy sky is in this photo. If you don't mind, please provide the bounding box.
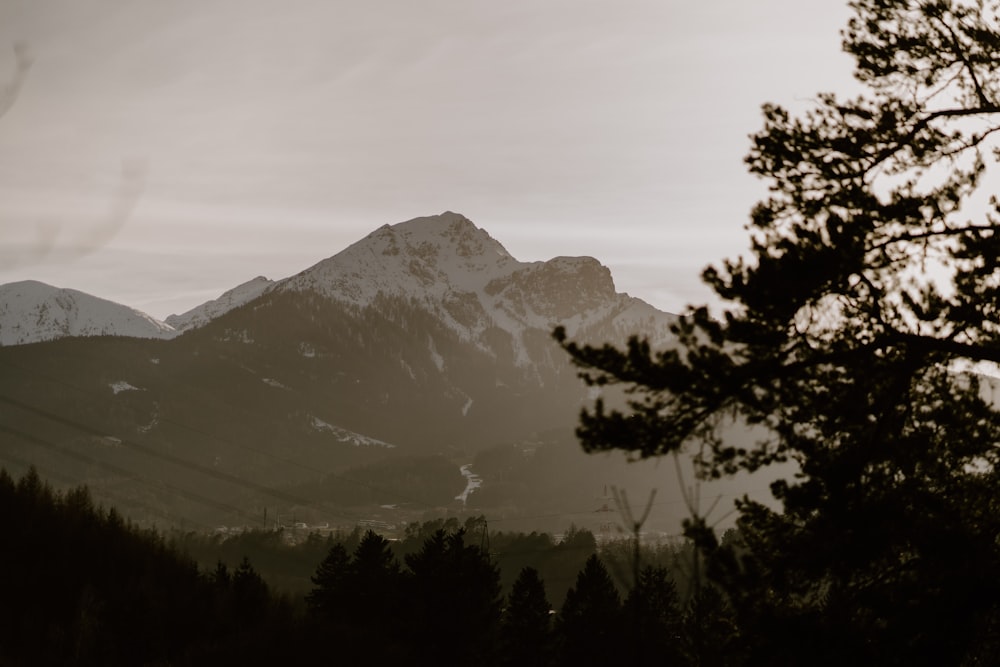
[0,0,859,320]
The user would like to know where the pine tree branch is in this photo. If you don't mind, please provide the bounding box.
[930,12,992,107]
[869,222,1000,251]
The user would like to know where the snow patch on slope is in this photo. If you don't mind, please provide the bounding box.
[310,416,396,448]
[427,336,445,371]
[455,464,481,504]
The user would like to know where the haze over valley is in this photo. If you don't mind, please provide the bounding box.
[0,212,772,536]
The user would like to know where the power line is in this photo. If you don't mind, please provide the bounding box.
[0,423,244,527]
[0,388,475,526]
[0,394,397,525]
[0,361,777,535]
[0,450,95,489]
[0,358,457,513]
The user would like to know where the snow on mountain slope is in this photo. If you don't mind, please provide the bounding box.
[279,211,676,365]
[0,213,676,356]
[166,275,274,332]
[310,416,396,448]
[281,212,520,307]
[0,280,176,346]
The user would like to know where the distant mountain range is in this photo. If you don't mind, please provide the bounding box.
[0,212,674,352]
[0,212,737,533]
[0,275,276,345]
[0,280,177,345]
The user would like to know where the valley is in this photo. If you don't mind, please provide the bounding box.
[0,212,770,535]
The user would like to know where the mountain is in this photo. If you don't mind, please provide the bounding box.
[0,212,723,533]
[0,213,670,354]
[166,276,275,332]
[139,212,676,454]
[0,280,176,346]
[278,211,672,354]
[280,211,675,365]
[0,276,275,347]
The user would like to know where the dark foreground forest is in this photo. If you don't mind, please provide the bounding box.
[0,467,731,667]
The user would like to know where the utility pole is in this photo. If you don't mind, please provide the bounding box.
[595,485,615,541]
[479,518,492,563]
[611,486,657,590]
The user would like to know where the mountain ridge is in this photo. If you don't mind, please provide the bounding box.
[0,280,177,346]
[277,212,675,368]
[166,276,276,332]
[0,212,698,531]
[1,213,676,357]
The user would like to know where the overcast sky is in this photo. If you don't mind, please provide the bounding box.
[0,0,859,320]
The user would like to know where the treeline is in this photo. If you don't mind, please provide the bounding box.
[1,467,731,665]
[173,515,704,609]
[285,454,466,508]
[0,467,305,666]
[304,525,734,667]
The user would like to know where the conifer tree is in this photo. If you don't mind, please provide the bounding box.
[404,529,502,666]
[557,554,622,667]
[557,1,1000,663]
[623,566,686,667]
[500,566,553,667]
[306,542,349,618]
[348,529,401,622]
[232,556,270,628]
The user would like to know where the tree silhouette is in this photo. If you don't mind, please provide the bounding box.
[348,529,401,622]
[556,554,622,667]
[623,565,686,667]
[557,1,1000,663]
[0,467,319,664]
[306,542,350,619]
[500,566,553,667]
[404,528,502,666]
[232,556,270,629]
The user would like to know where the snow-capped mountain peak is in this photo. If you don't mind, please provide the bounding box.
[281,211,521,307]
[166,275,275,332]
[0,212,676,357]
[0,280,176,346]
[279,211,676,366]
